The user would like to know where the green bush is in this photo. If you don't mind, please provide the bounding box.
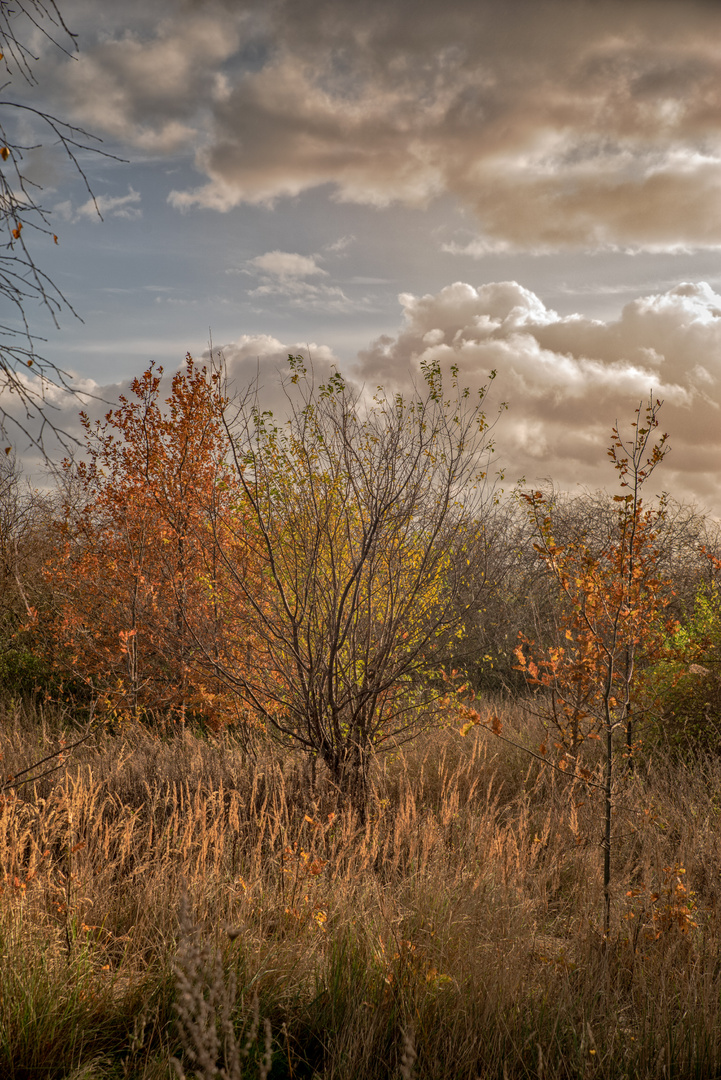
[644,582,721,753]
[0,629,91,706]
[0,641,51,697]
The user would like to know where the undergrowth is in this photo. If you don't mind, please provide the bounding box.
[0,699,720,1078]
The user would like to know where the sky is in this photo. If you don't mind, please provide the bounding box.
[5,0,721,515]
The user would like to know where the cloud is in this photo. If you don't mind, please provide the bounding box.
[249,251,328,280]
[197,333,349,422]
[7,275,721,515]
[80,187,142,222]
[207,333,341,400]
[53,186,142,223]
[0,331,343,478]
[355,279,721,513]
[245,249,364,311]
[51,4,245,152]
[40,0,721,251]
[324,234,356,254]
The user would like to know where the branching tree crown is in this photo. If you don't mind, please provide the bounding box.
[209,354,502,806]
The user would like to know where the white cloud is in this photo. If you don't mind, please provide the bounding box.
[249,251,328,280]
[77,187,142,222]
[202,334,345,417]
[356,279,721,513]
[245,250,367,312]
[324,234,356,254]
[54,187,142,224]
[6,274,721,515]
[442,238,523,258]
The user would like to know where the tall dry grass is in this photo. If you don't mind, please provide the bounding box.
[1,697,721,1078]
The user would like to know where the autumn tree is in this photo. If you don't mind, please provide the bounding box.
[206,354,500,807]
[514,398,674,934]
[45,356,245,724]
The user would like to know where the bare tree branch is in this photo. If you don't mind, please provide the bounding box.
[0,0,123,457]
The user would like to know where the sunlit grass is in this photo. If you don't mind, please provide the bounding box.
[1,697,720,1078]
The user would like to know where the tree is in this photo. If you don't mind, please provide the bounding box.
[514,398,673,934]
[0,0,109,452]
[206,354,500,807]
[45,357,247,725]
[450,486,718,698]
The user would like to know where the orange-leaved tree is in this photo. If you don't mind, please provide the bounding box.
[45,356,254,725]
[513,397,675,933]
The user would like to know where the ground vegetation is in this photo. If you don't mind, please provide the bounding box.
[1,365,721,1075]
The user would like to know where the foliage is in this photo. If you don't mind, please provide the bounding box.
[511,398,673,933]
[644,580,721,753]
[0,641,52,696]
[514,399,674,761]
[0,452,66,697]
[43,356,249,726]
[211,354,499,804]
[444,488,716,698]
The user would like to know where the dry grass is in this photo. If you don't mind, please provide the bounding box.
[1,697,721,1078]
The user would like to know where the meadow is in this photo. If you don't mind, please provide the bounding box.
[3,364,721,1078]
[1,696,720,1080]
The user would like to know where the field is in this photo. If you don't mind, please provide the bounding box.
[2,698,720,1080]
[2,366,720,1078]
